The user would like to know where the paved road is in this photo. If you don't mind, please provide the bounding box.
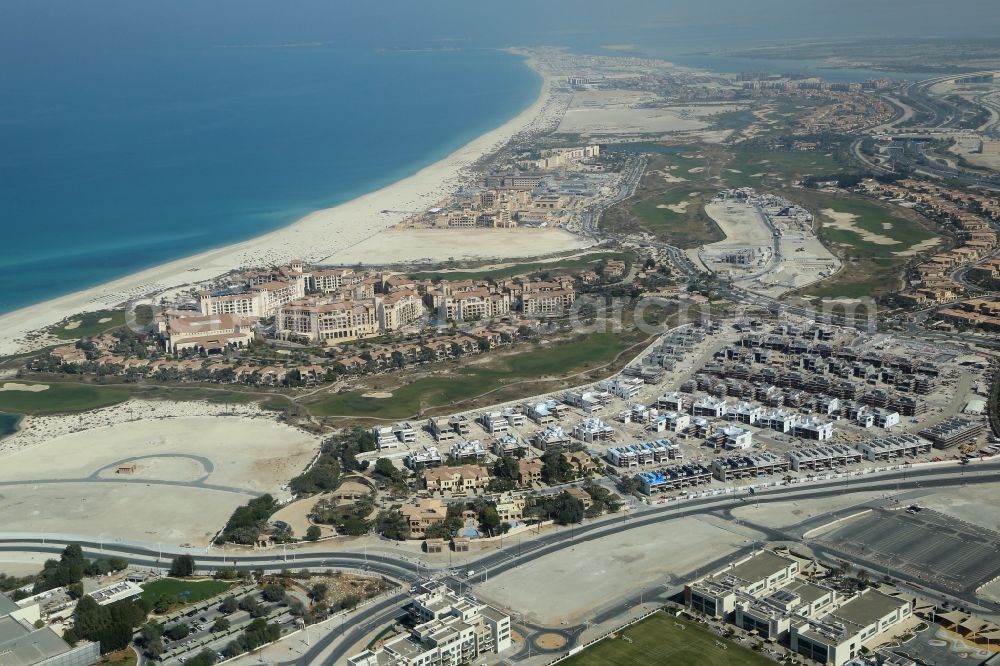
[5,461,999,663]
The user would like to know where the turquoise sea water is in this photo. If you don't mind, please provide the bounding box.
[0,45,539,313]
[4,1,995,316]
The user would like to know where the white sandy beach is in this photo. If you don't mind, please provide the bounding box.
[0,52,560,357]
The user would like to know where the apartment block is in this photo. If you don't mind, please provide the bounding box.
[348,582,511,666]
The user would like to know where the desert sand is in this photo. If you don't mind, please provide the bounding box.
[0,404,320,545]
[0,52,559,357]
[324,227,593,265]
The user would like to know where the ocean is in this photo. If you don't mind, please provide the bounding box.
[0,45,539,313]
[3,1,992,317]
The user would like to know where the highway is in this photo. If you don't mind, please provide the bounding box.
[4,461,1000,663]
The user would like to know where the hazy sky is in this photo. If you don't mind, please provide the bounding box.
[3,0,1000,53]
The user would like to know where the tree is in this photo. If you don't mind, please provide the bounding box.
[169,554,196,577]
[220,595,239,614]
[238,595,261,614]
[310,583,329,603]
[373,458,401,482]
[305,525,322,541]
[540,449,573,485]
[166,622,190,641]
[262,584,286,603]
[212,617,231,633]
[187,649,218,666]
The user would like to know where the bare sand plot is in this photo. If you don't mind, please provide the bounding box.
[477,517,755,624]
[322,228,594,265]
[0,415,319,545]
[0,416,317,492]
[0,483,238,546]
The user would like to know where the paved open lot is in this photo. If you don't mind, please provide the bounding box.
[477,516,762,625]
[815,508,1000,594]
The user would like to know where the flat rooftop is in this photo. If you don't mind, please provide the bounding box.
[826,590,907,628]
[0,617,76,666]
[715,550,795,585]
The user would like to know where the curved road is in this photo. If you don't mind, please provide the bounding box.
[3,461,999,663]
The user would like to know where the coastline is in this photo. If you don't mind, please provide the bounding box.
[0,50,557,357]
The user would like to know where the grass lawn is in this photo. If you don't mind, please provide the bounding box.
[408,252,633,282]
[0,383,130,415]
[562,612,774,666]
[140,578,234,605]
[51,310,125,340]
[307,332,647,418]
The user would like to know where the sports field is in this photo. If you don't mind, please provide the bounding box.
[140,578,234,605]
[562,612,774,666]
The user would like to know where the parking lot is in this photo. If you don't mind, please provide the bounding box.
[815,508,1000,594]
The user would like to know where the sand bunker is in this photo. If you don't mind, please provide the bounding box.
[688,166,705,173]
[820,209,900,245]
[727,169,743,173]
[362,391,393,399]
[894,238,940,257]
[657,202,690,213]
[63,321,81,330]
[662,173,688,183]
[98,317,112,323]
[0,383,48,392]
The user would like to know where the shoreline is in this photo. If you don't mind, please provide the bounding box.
[0,49,557,357]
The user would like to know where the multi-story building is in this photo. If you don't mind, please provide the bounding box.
[348,582,511,666]
[790,589,912,666]
[277,298,379,344]
[377,289,423,332]
[306,267,363,293]
[686,550,800,616]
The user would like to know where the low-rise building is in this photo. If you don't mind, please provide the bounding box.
[637,463,712,494]
[856,434,931,461]
[573,418,614,443]
[405,446,443,468]
[919,416,985,449]
[400,499,448,537]
[786,444,862,471]
[712,452,789,482]
[423,466,491,493]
